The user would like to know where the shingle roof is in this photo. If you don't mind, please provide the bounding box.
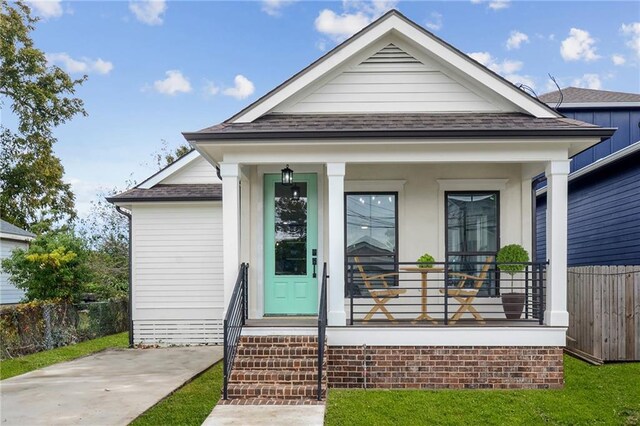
[107,184,222,203]
[184,112,613,141]
[539,87,640,104]
[0,219,35,239]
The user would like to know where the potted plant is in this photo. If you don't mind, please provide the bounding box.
[416,253,435,268]
[496,244,529,319]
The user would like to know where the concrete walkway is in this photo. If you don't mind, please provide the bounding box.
[202,404,326,426]
[1,346,223,426]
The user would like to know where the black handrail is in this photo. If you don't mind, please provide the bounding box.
[317,262,328,401]
[346,257,547,326]
[223,263,249,400]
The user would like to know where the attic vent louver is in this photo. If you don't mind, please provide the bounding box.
[361,43,422,65]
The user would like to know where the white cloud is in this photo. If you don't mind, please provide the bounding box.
[25,0,63,19]
[425,12,443,32]
[470,0,510,11]
[223,75,255,100]
[612,54,626,66]
[129,0,166,26]
[45,53,113,75]
[572,73,602,90]
[261,0,296,16]
[314,0,398,42]
[488,0,510,10]
[621,22,640,57]
[560,28,600,61]
[468,51,535,88]
[153,70,192,95]
[506,31,529,50]
[204,81,220,96]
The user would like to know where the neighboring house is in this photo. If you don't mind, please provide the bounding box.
[535,87,640,265]
[0,219,35,304]
[110,10,614,397]
[107,151,223,344]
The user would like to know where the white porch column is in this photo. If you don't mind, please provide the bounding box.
[220,162,240,313]
[544,160,570,327]
[326,162,347,326]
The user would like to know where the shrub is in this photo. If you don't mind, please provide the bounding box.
[1,230,92,302]
[496,244,530,276]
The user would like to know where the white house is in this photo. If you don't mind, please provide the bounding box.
[1,219,35,304]
[110,11,614,399]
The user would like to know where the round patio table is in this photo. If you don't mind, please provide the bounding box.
[400,267,444,324]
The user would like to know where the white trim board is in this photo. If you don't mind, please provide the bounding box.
[327,326,566,346]
[137,150,201,189]
[536,140,640,196]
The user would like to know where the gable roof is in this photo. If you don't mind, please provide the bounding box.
[0,219,35,241]
[540,87,640,108]
[185,112,612,141]
[207,9,559,127]
[136,149,199,189]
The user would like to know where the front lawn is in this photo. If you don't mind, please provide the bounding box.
[0,332,129,380]
[325,355,640,425]
[130,361,223,426]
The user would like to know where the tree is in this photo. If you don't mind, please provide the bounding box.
[0,1,86,232]
[1,229,92,302]
[151,139,193,170]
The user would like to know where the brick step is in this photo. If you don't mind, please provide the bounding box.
[226,384,325,400]
[239,336,318,346]
[237,346,318,358]
[230,369,324,384]
[234,357,319,370]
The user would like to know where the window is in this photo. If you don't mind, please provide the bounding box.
[445,191,499,296]
[274,182,308,275]
[345,193,398,296]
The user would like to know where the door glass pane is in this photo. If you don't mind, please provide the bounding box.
[447,193,497,253]
[274,182,307,275]
[346,194,397,295]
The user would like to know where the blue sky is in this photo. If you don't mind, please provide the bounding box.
[5,0,640,216]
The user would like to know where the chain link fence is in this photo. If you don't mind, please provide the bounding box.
[0,298,128,359]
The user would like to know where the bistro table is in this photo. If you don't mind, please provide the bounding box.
[400,266,444,324]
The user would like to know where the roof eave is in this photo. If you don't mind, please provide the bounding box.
[106,196,222,204]
[184,127,616,142]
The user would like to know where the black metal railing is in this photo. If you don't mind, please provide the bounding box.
[223,263,249,400]
[346,256,546,326]
[317,262,328,401]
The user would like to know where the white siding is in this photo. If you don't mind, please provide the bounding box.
[131,202,223,344]
[161,156,220,185]
[275,44,500,114]
[1,238,27,304]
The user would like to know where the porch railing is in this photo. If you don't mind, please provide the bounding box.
[346,256,546,326]
[317,262,328,401]
[222,263,249,400]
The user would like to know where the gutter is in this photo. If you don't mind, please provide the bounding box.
[183,127,616,142]
[106,196,222,203]
[115,206,134,348]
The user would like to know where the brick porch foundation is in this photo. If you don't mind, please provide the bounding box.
[327,346,564,389]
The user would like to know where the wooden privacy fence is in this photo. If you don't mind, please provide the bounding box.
[567,266,640,363]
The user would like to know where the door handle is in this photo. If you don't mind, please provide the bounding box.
[312,249,317,278]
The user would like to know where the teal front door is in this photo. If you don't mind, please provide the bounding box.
[264,173,318,315]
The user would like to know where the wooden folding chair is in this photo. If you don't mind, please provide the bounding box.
[353,256,407,323]
[439,256,494,324]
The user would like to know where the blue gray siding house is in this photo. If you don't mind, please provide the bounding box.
[535,87,640,266]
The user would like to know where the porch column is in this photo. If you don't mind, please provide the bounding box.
[326,162,347,326]
[220,162,240,313]
[544,160,570,327]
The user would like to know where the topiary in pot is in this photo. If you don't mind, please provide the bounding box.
[416,253,435,269]
[496,244,529,319]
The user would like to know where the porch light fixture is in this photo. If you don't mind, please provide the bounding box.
[291,184,301,200]
[281,164,293,186]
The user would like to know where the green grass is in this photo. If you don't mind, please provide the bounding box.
[130,361,223,426]
[325,355,640,425]
[0,332,128,380]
